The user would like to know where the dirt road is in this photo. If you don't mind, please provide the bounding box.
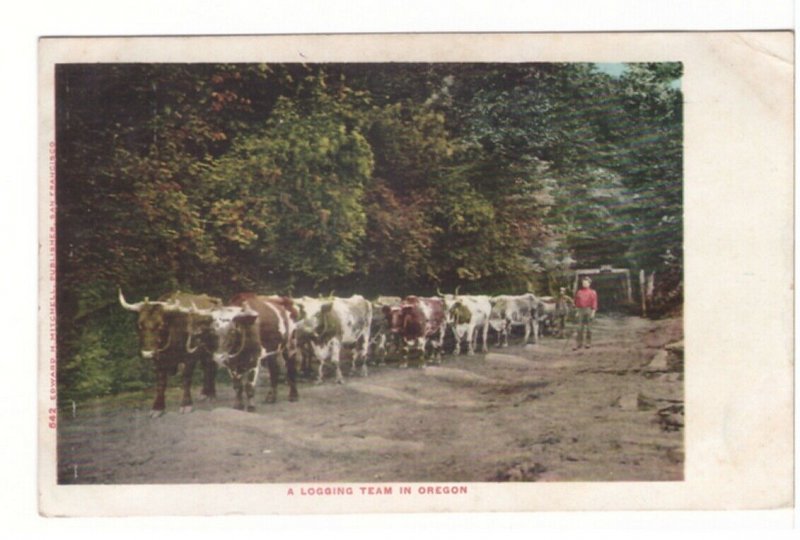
[57,314,683,484]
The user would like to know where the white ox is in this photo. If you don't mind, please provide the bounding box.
[447,295,492,355]
[295,295,373,384]
[293,296,325,375]
[536,296,558,336]
[488,293,542,347]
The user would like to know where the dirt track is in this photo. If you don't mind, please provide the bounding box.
[57,315,683,484]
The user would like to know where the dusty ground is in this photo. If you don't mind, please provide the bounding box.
[57,314,683,484]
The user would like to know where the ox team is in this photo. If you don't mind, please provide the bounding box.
[119,284,595,417]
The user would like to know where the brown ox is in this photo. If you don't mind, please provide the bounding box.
[119,289,221,418]
[384,295,446,366]
[369,296,402,364]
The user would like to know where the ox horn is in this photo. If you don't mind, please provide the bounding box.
[526,279,535,294]
[454,285,461,297]
[164,298,197,315]
[190,301,213,316]
[240,303,258,317]
[186,335,200,355]
[436,286,444,297]
[118,288,143,312]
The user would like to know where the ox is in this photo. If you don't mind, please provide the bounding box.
[385,295,446,365]
[119,289,221,418]
[488,293,542,347]
[369,296,402,363]
[292,296,325,376]
[295,295,372,384]
[537,296,558,336]
[448,295,492,355]
[186,294,298,411]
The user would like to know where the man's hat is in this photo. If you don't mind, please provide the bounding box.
[581,276,592,283]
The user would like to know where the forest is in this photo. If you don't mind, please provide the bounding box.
[55,62,682,401]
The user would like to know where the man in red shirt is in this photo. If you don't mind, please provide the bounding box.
[574,277,598,350]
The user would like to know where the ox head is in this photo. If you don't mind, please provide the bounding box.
[382,304,403,335]
[399,302,425,346]
[436,285,460,301]
[490,296,508,319]
[181,302,216,355]
[313,303,342,344]
[294,301,340,348]
[393,302,427,356]
[295,301,308,323]
[437,286,460,323]
[119,288,184,360]
[205,305,259,367]
[449,300,472,325]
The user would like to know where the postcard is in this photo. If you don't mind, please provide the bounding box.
[38,32,793,516]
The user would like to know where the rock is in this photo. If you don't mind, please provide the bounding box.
[665,447,684,464]
[665,340,684,372]
[491,462,547,482]
[655,372,682,383]
[656,404,684,432]
[636,392,657,411]
[664,340,684,357]
[614,392,657,411]
[667,353,683,372]
[646,350,669,371]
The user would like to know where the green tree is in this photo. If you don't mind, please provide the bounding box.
[201,79,374,293]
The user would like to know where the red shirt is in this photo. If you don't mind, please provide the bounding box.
[574,288,598,310]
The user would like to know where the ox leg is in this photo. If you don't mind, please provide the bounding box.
[150,369,169,418]
[285,348,299,402]
[375,334,386,366]
[231,372,245,410]
[433,339,443,364]
[432,330,444,364]
[359,335,370,377]
[481,322,489,352]
[472,326,481,355]
[531,318,539,344]
[179,359,196,414]
[265,355,279,404]
[350,347,358,375]
[300,347,312,379]
[468,327,475,355]
[466,328,476,356]
[244,362,259,412]
[244,358,265,412]
[316,357,326,385]
[522,319,530,345]
[315,344,328,385]
[331,340,345,384]
[200,358,217,401]
[459,329,470,356]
